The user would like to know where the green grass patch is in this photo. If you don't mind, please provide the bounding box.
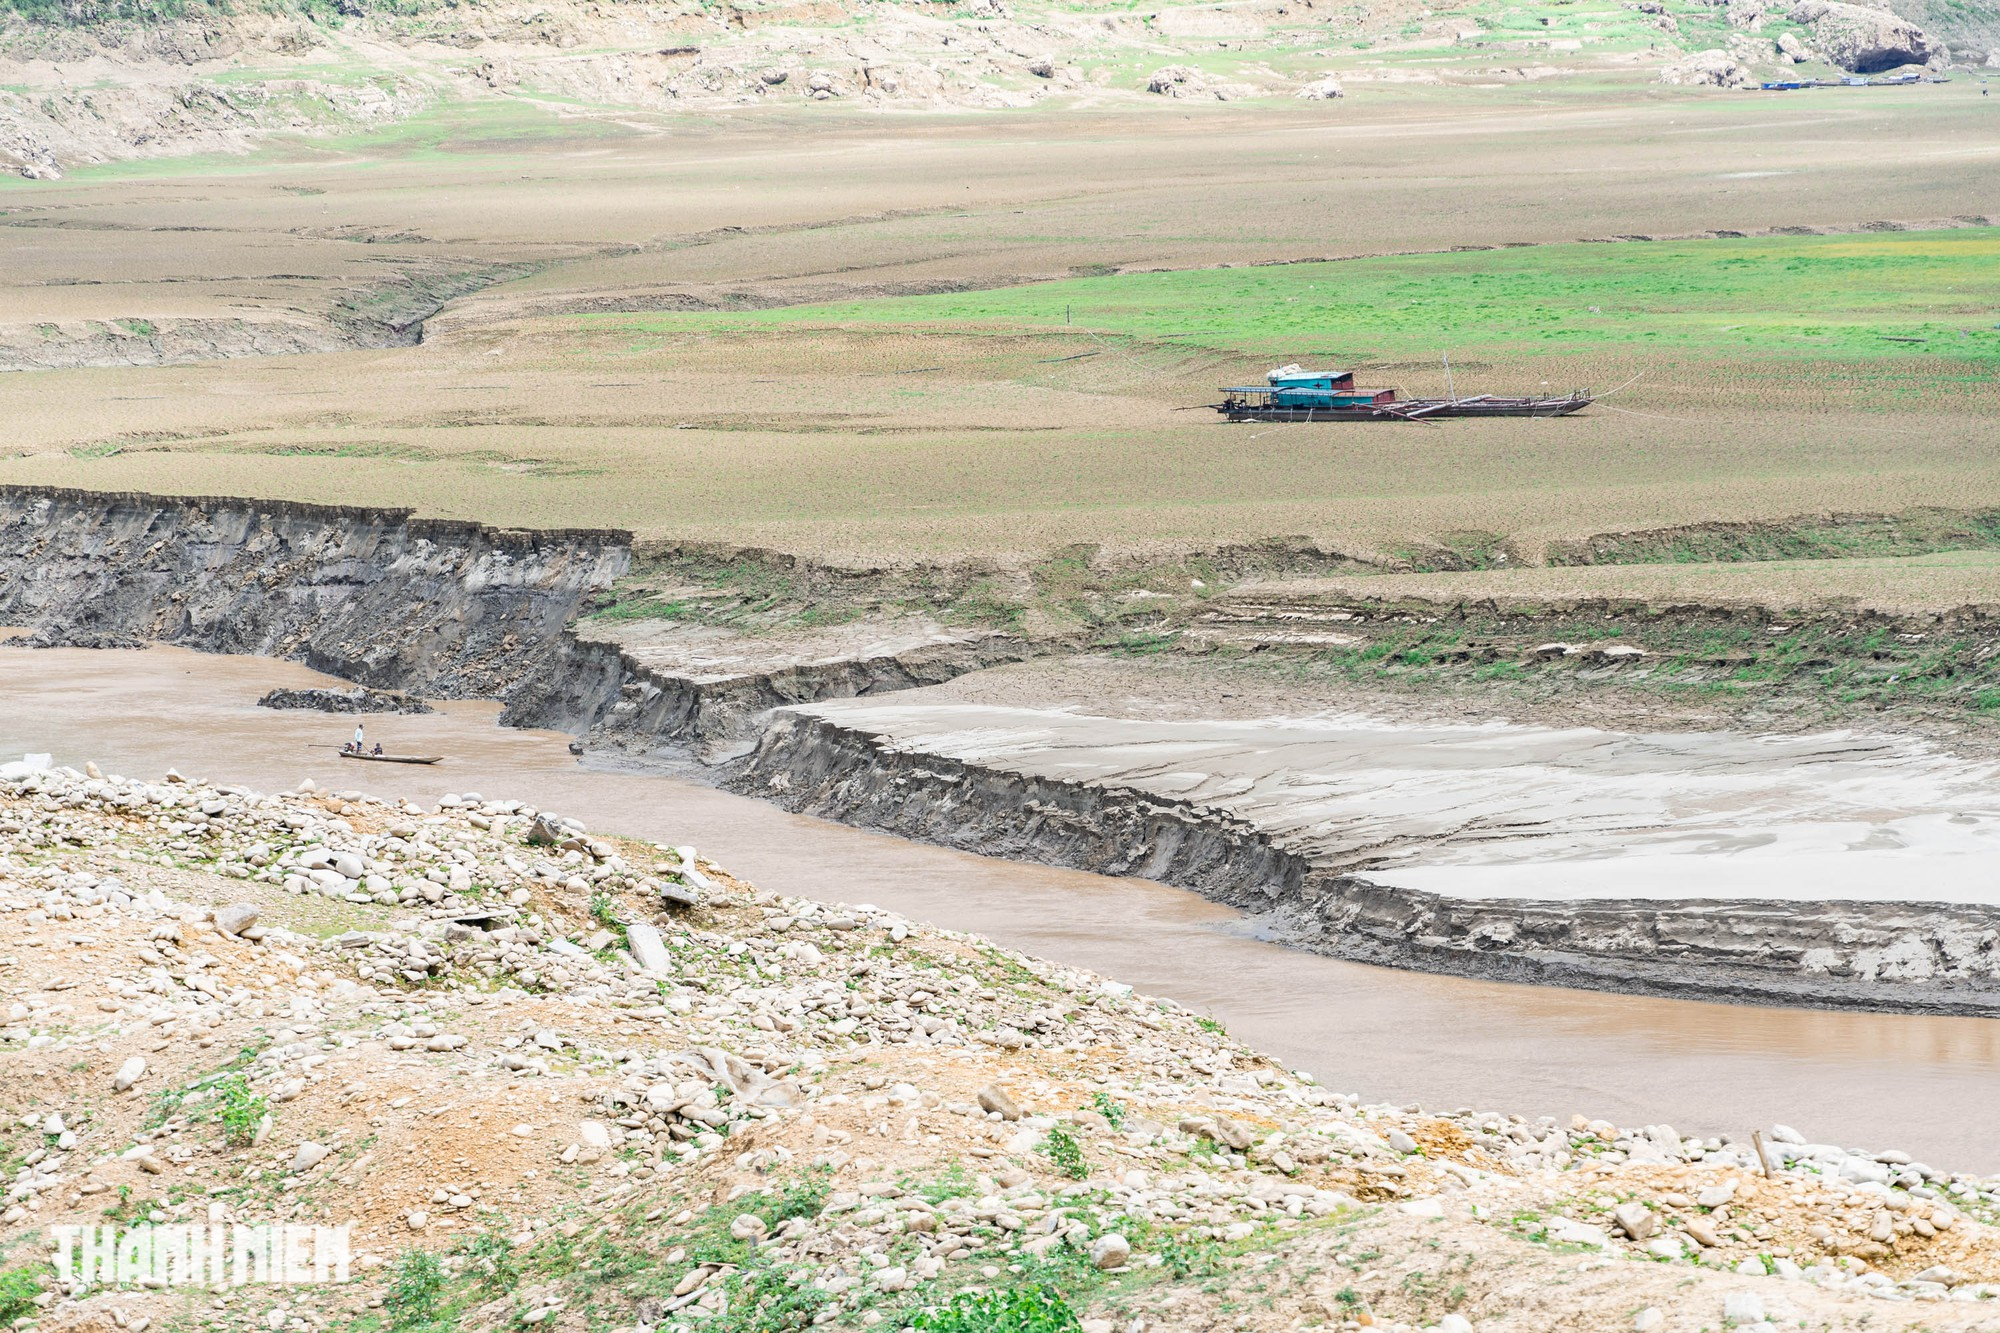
[913,1284,1082,1332]
[0,1264,43,1326]
[1197,608,2000,721]
[588,229,2000,363]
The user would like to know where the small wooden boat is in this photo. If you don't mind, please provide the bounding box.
[337,750,443,765]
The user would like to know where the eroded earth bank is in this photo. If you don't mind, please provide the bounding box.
[6,485,2000,1018]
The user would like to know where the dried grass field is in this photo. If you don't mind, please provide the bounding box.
[2,89,1998,591]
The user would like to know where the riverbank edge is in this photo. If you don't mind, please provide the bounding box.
[727,708,2000,1018]
[5,483,1998,1017]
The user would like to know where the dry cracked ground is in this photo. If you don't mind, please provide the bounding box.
[3,759,2000,1332]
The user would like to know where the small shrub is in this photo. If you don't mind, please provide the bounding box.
[385,1248,445,1328]
[1088,1092,1126,1130]
[1158,1230,1224,1279]
[918,1161,978,1203]
[710,1258,832,1332]
[215,1073,268,1147]
[1042,1123,1089,1180]
[760,1166,832,1226]
[459,1232,517,1290]
[913,1283,1082,1333]
[588,892,629,950]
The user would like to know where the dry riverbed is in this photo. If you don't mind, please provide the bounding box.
[4,760,2000,1332]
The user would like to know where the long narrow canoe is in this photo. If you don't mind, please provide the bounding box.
[336,751,443,765]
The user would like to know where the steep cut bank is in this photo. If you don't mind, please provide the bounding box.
[730,704,2000,1016]
[507,627,1033,764]
[0,485,1027,757]
[0,485,628,696]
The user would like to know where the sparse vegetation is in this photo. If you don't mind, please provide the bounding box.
[912,1284,1083,1333]
[385,1248,446,1328]
[0,1263,43,1324]
[214,1071,268,1147]
[599,230,2000,364]
[1042,1122,1090,1180]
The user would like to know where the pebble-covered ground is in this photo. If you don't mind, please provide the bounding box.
[4,761,2000,1333]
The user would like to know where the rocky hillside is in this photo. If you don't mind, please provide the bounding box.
[4,757,2000,1331]
[0,0,1965,179]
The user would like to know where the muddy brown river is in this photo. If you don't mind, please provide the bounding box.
[5,643,1999,1171]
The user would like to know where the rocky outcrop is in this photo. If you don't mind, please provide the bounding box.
[1659,48,1755,85]
[734,707,2000,1015]
[0,73,432,181]
[1787,0,1938,70]
[1143,65,1259,100]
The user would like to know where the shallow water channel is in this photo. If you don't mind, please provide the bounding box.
[5,643,1999,1171]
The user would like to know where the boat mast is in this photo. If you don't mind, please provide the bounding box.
[1443,351,1456,405]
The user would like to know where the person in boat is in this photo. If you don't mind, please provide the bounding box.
[372,743,384,756]
[353,722,365,752]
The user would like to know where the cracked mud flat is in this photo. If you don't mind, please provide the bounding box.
[736,696,2000,1012]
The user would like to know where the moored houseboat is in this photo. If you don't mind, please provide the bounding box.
[1217,364,1592,421]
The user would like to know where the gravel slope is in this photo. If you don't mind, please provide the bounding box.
[4,758,2000,1332]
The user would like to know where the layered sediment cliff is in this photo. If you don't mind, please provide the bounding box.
[731,708,2000,1016]
[0,486,628,697]
[508,630,1033,763]
[0,486,1025,757]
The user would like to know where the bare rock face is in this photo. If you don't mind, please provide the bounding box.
[1295,76,1344,99]
[1659,47,1754,84]
[1146,65,1207,96]
[1787,0,1937,71]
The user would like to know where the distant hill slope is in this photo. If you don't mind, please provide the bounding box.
[0,0,1968,178]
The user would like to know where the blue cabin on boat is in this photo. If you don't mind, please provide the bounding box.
[1264,364,1398,409]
